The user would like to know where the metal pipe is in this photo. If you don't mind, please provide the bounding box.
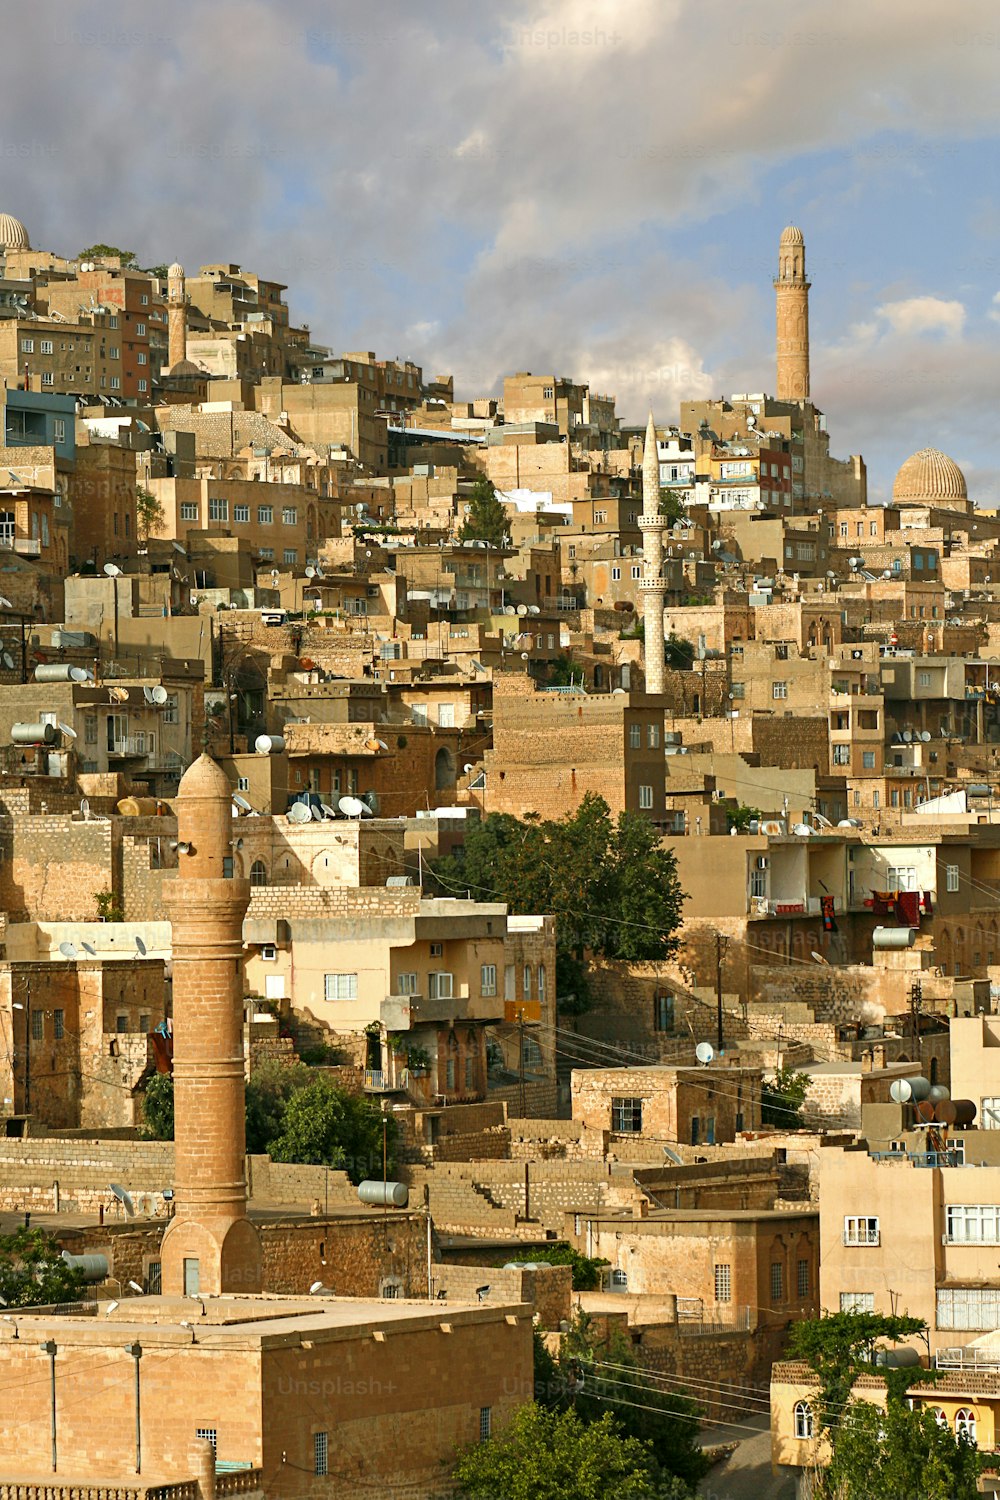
[40,1339,57,1471]
[129,1342,142,1474]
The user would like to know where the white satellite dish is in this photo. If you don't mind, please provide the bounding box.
[504,605,516,616]
[58,722,77,739]
[812,812,832,829]
[143,686,155,703]
[338,795,370,818]
[309,803,323,821]
[529,605,541,615]
[695,1042,714,1066]
[902,729,913,743]
[81,942,97,956]
[320,803,338,819]
[0,595,12,609]
[1,652,13,670]
[811,951,829,965]
[286,801,311,824]
[792,823,812,837]
[305,566,316,578]
[463,763,474,774]
[103,563,122,577]
[761,820,783,836]
[108,1183,134,1217]
[920,730,931,742]
[151,685,168,706]
[70,667,90,683]
[232,792,252,812]
[58,941,78,959]
[516,605,528,616]
[135,936,147,956]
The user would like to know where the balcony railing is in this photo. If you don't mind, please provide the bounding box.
[109,735,152,757]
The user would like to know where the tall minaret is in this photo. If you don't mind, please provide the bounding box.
[638,411,666,695]
[166,260,188,372]
[160,753,262,1297]
[774,225,810,402]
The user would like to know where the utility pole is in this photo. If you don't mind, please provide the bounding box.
[518,1014,526,1118]
[715,933,728,1055]
[909,980,923,1069]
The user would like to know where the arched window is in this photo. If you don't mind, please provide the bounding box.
[538,964,547,1005]
[955,1408,976,1443]
[793,1401,814,1440]
[250,860,267,887]
[929,1407,947,1429]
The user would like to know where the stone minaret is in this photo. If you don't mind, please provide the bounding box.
[774,225,810,402]
[160,753,262,1297]
[637,411,666,695]
[166,260,187,372]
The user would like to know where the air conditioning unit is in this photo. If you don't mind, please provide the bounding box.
[756,855,769,871]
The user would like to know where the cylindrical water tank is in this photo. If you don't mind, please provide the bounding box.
[873,926,916,949]
[889,1076,931,1104]
[255,734,285,755]
[935,1099,977,1127]
[34,663,76,682]
[60,1250,109,1282]
[117,796,160,817]
[913,1099,936,1124]
[928,1085,951,1104]
[357,1180,408,1208]
[11,722,57,745]
[874,1346,921,1369]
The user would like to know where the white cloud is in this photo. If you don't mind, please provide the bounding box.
[875,296,966,338]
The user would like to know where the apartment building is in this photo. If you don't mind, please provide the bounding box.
[146,474,339,566]
[35,263,165,399]
[0,311,123,396]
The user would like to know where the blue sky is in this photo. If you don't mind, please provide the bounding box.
[3,0,999,502]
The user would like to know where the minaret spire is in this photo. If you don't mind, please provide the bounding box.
[774,225,810,401]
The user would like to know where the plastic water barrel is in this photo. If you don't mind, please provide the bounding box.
[357,1180,409,1208]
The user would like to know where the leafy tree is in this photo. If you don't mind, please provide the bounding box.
[452,1404,668,1500]
[77,244,137,267]
[245,1060,312,1154]
[95,888,124,922]
[504,1243,609,1291]
[458,475,512,549]
[761,1065,810,1127]
[142,1072,174,1140]
[143,264,170,279]
[726,803,762,834]
[429,794,686,1012]
[824,1396,981,1500]
[663,634,694,670]
[562,1310,708,1491]
[0,1227,85,1307]
[135,485,166,539]
[533,1327,562,1407]
[545,651,586,688]
[658,487,687,527]
[787,1311,928,1437]
[264,1071,397,1184]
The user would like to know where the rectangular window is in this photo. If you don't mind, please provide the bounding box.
[180,502,198,521]
[862,751,876,770]
[397,972,418,995]
[84,713,98,744]
[21,338,34,353]
[480,964,497,996]
[833,745,850,765]
[195,1428,217,1452]
[446,1057,456,1090]
[479,1407,492,1442]
[629,723,641,749]
[981,1099,1000,1129]
[647,723,660,749]
[630,564,641,579]
[887,866,917,892]
[797,1259,810,1299]
[465,1054,474,1090]
[53,1010,64,1040]
[163,694,179,725]
[109,346,120,359]
[282,506,298,525]
[772,681,787,700]
[138,378,147,392]
[53,419,66,443]
[137,351,147,365]
[314,1432,328,1476]
[208,498,228,522]
[611,566,621,580]
[41,372,54,386]
[750,868,767,899]
[430,942,443,957]
[428,971,454,1000]
[257,505,274,524]
[40,339,53,355]
[31,1010,43,1041]
[611,1096,642,1133]
[843,1215,879,1246]
[234,504,250,523]
[283,547,297,565]
[653,993,674,1032]
[730,682,745,699]
[136,322,146,336]
[638,785,653,809]
[946,864,960,893]
[770,1262,784,1303]
[945,1204,1000,1244]
[259,547,274,560]
[323,973,358,1002]
[714,1264,732,1302]
[937,1286,1000,1330]
[840,1292,874,1313]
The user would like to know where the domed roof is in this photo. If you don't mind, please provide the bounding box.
[0,213,30,251]
[168,261,184,278]
[177,752,230,801]
[780,225,804,245]
[892,447,968,504]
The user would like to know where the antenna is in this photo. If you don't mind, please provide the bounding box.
[695,1042,714,1066]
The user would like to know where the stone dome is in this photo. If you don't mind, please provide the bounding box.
[780,224,804,245]
[0,213,30,252]
[892,447,968,505]
[177,752,230,801]
[168,261,184,279]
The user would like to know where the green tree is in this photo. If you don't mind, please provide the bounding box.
[452,1404,667,1500]
[0,1227,85,1307]
[135,485,166,541]
[264,1072,397,1184]
[658,487,687,527]
[562,1310,708,1490]
[533,1327,561,1407]
[141,1072,174,1140]
[505,1243,609,1291]
[244,1060,312,1154]
[787,1311,929,1438]
[825,1396,981,1500]
[458,476,512,549]
[430,796,685,1011]
[77,244,137,267]
[761,1065,810,1127]
[142,264,170,279]
[726,803,762,834]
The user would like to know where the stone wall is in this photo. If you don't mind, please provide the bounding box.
[432,1261,572,1330]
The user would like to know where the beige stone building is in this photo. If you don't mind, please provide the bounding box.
[571,1065,762,1147]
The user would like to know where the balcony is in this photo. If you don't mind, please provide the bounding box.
[108,735,152,758]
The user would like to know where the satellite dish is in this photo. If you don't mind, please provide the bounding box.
[320,803,338,819]
[151,686,168,706]
[811,951,829,965]
[504,605,516,616]
[135,936,147,956]
[305,566,316,578]
[143,686,155,703]
[695,1042,714,1066]
[463,763,474,774]
[376,739,388,751]
[812,812,833,829]
[309,803,324,821]
[286,801,311,824]
[58,941,78,959]
[529,605,541,615]
[58,722,77,739]
[0,595,12,609]
[70,667,90,683]
[81,942,97,956]
[1,652,13,670]
[516,605,528,616]
[108,1183,135,1217]
[338,795,370,818]
[232,792,252,812]
[103,563,122,577]
[792,823,812,837]
[920,730,931,742]
[902,729,913,743]
[761,820,783,836]
[80,797,91,819]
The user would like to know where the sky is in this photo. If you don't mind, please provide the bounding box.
[3,0,999,502]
